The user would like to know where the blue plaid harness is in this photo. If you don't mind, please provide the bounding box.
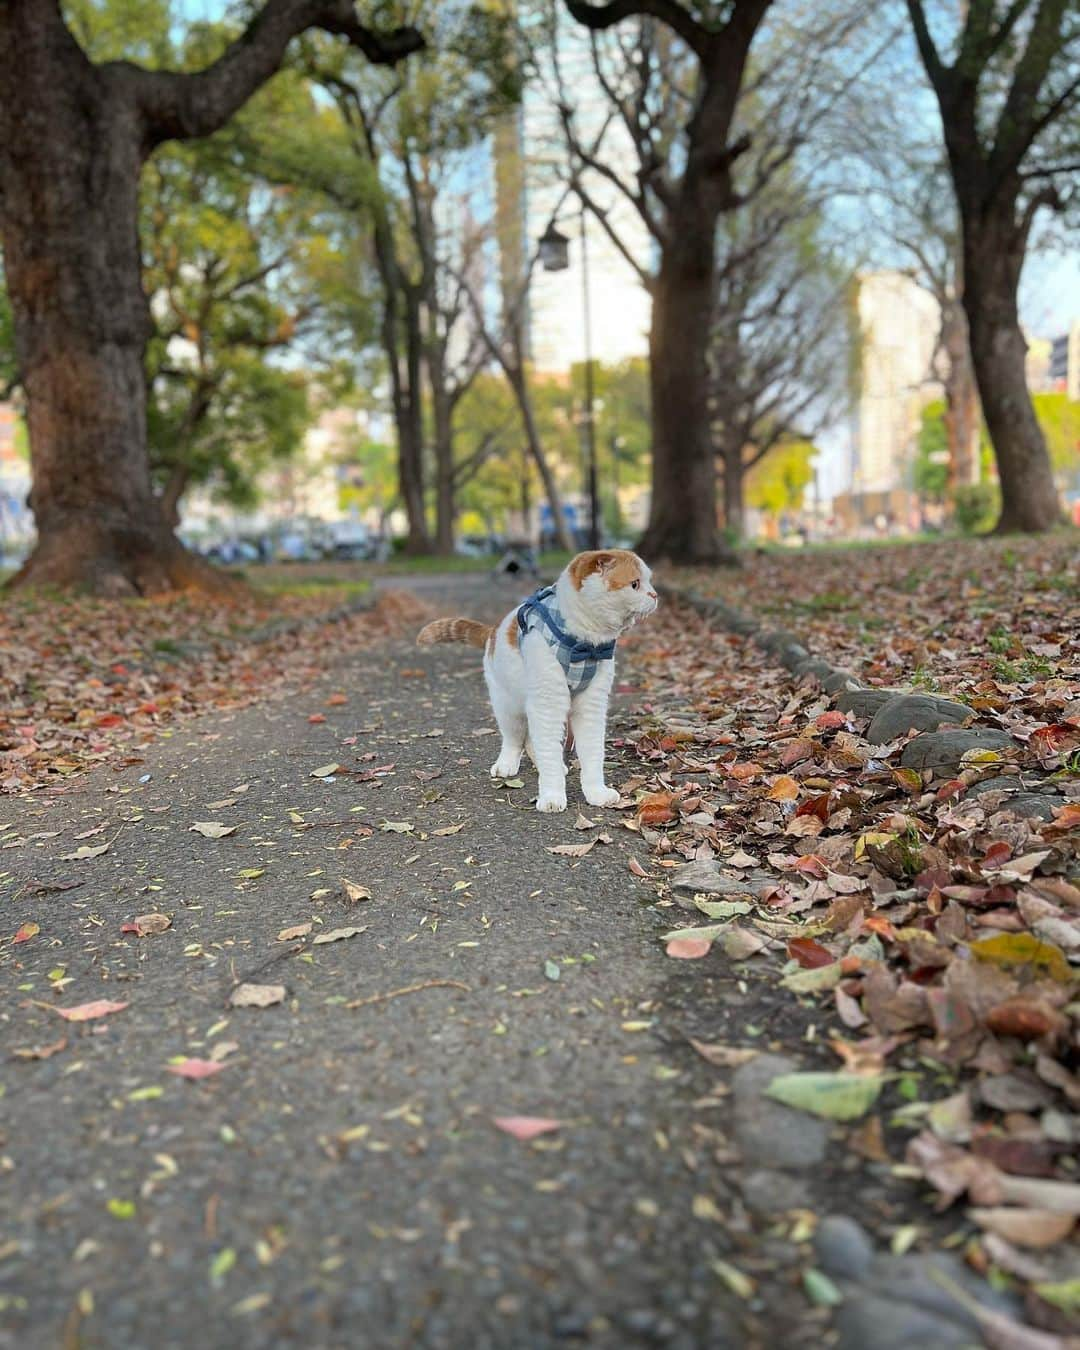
[516,585,616,695]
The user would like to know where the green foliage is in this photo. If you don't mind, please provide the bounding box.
[1034,392,1080,475]
[915,401,950,499]
[745,440,817,515]
[0,269,16,395]
[954,483,1001,535]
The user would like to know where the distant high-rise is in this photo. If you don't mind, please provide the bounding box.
[504,20,652,374]
[854,271,941,495]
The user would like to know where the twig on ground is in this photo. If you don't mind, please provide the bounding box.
[345,979,471,1009]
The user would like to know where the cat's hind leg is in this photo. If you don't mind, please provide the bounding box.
[487,676,527,780]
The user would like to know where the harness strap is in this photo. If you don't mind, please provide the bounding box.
[516,586,616,663]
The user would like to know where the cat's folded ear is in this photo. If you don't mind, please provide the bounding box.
[568,550,618,587]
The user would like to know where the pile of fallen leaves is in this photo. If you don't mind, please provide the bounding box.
[616,579,1079,1331]
[0,587,428,794]
[670,534,1078,707]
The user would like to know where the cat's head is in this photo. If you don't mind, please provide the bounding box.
[565,549,658,631]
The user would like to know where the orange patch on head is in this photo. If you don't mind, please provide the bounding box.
[504,614,519,649]
[567,549,641,590]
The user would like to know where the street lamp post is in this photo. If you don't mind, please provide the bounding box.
[539,213,600,550]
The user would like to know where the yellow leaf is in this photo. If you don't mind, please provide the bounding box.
[970,933,1073,983]
[767,775,800,801]
[854,831,895,860]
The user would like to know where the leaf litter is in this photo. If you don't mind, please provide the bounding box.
[624,536,1079,1315]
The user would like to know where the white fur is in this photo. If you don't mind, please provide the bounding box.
[484,553,658,812]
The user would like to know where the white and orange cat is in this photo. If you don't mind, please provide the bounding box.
[417,550,658,813]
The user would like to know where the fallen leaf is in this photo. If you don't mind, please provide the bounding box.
[967,1208,1075,1249]
[380,820,414,834]
[970,932,1072,983]
[11,1036,67,1061]
[121,912,171,937]
[312,926,364,945]
[432,824,465,836]
[638,791,676,825]
[666,937,712,959]
[688,1039,757,1068]
[342,879,372,903]
[53,1000,129,1022]
[229,983,285,1009]
[310,763,341,778]
[546,840,596,858]
[277,923,312,942]
[167,1059,226,1081]
[720,926,771,960]
[12,921,39,944]
[767,775,800,801]
[59,842,111,861]
[189,822,236,840]
[492,1116,562,1140]
[787,936,834,968]
[765,1071,884,1121]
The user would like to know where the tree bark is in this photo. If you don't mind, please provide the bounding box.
[963,224,1061,532]
[0,0,421,594]
[720,442,745,539]
[940,295,979,493]
[159,464,193,530]
[0,8,216,594]
[505,362,574,552]
[640,236,736,564]
[432,366,455,555]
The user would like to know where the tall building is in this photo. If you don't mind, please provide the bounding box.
[510,20,652,374]
[853,271,941,497]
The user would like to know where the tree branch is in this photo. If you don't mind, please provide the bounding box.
[564,0,710,60]
[125,0,422,149]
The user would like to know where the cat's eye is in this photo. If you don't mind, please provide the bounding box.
[631,580,640,589]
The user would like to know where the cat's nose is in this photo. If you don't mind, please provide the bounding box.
[647,589,657,601]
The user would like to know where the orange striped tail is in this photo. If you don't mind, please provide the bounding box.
[416,617,494,649]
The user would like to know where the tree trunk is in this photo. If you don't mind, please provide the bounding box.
[0,7,220,595]
[505,364,573,552]
[432,374,455,556]
[941,294,980,494]
[640,236,735,565]
[963,225,1061,532]
[384,288,430,555]
[721,443,745,539]
[159,464,193,530]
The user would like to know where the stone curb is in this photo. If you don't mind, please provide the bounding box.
[657,582,1065,817]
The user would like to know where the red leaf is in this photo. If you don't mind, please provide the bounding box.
[167,1059,226,1080]
[787,936,834,968]
[97,713,124,728]
[638,792,676,825]
[795,793,831,822]
[793,854,828,877]
[779,738,814,768]
[308,713,327,724]
[492,1116,562,1140]
[816,711,847,729]
[13,921,39,944]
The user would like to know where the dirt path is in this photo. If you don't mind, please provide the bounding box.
[0,574,1035,1349]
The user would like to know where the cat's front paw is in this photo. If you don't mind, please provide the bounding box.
[490,757,521,779]
[583,783,621,808]
[536,789,567,813]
